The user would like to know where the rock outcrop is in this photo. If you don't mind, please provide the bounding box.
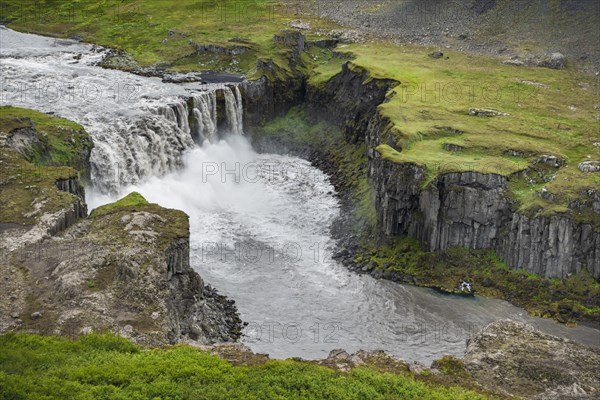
[1,195,242,345]
[0,108,242,346]
[240,61,305,130]
[306,62,398,143]
[463,320,600,399]
[303,62,600,279]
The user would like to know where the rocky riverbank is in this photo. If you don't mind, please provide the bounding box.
[200,319,600,400]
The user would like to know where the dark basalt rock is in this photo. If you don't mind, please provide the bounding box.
[301,61,600,279]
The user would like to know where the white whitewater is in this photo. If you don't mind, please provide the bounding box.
[2,26,599,363]
[223,85,244,135]
[0,27,242,193]
[192,91,218,141]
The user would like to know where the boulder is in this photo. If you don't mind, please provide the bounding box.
[463,320,600,399]
[538,52,566,69]
[579,161,600,173]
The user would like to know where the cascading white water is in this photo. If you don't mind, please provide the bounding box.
[3,26,599,363]
[223,86,244,135]
[0,26,243,193]
[191,91,218,142]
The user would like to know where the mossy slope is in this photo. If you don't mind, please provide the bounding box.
[0,106,91,226]
[311,43,599,225]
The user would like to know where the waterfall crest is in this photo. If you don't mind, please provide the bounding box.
[191,91,217,142]
[0,28,244,194]
[91,85,245,193]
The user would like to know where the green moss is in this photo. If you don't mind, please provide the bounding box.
[1,0,340,77]
[0,107,89,225]
[89,192,149,218]
[0,106,92,178]
[88,192,189,252]
[433,356,468,376]
[313,42,599,224]
[0,333,497,399]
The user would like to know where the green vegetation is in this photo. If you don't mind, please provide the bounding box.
[3,1,597,225]
[0,333,496,400]
[0,0,339,79]
[355,237,600,325]
[311,43,599,226]
[257,108,599,324]
[0,106,89,225]
[89,192,189,252]
[0,106,92,173]
[89,191,149,218]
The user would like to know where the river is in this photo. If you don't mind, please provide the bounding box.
[1,26,598,364]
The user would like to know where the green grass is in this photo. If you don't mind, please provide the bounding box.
[89,191,149,218]
[312,43,599,226]
[88,192,189,252]
[0,106,92,172]
[1,0,339,78]
[4,1,597,225]
[0,333,495,400]
[0,106,89,225]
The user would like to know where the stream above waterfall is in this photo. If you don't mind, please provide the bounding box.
[2,27,598,364]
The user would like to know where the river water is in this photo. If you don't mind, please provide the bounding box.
[1,26,598,364]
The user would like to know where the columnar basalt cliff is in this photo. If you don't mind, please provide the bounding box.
[240,62,305,130]
[306,62,399,144]
[263,61,600,280]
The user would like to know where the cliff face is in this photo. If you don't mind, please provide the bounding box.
[240,61,305,131]
[0,198,241,345]
[498,214,600,279]
[0,109,241,345]
[306,62,398,144]
[304,63,600,279]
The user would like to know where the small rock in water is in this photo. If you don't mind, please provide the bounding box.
[459,281,473,293]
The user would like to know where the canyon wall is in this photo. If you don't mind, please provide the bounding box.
[251,61,600,279]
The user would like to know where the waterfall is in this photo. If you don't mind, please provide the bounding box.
[191,91,217,142]
[223,86,244,135]
[0,27,245,194]
[90,98,196,194]
[235,85,244,134]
